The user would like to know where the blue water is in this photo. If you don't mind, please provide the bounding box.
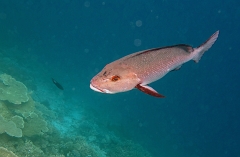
[0,0,239,157]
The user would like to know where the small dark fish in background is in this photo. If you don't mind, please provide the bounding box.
[52,78,64,90]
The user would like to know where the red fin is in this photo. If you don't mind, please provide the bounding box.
[136,84,165,98]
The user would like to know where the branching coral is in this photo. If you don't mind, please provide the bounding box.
[0,73,29,104]
[60,136,106,157]
[106,140,153,157]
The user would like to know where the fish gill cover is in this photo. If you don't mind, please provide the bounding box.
[0,0,240,157]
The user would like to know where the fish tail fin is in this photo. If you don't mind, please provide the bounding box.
[193,30,219,63]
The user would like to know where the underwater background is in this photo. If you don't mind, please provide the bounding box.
[0,0,239,157]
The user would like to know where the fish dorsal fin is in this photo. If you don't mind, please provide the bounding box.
[136,84,165,98]
[175,44,194,53]
[135,44,193,57]
[124,44,194,61]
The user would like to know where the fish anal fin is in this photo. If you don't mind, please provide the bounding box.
[136,84,165,98]
[171,65,182,71]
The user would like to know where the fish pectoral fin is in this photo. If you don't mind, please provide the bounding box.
[135,84,165,98]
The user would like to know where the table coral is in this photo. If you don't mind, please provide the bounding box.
[11,115,24,129]
[0,101,14,119]
[0,115,22,138]
[0,73,29,104]
[23,112,49,137]
[11,97,35,118]
[0,147,18,157]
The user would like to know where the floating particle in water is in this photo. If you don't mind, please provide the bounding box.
[136,20,142,27]
[84,1,90,7]
[134,39,142,47]
[84,48,89,53]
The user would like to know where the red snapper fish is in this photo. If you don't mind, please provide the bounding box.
[90,31,219,97]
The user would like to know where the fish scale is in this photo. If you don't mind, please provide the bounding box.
[90,31,219,97]
[121,45,193,84]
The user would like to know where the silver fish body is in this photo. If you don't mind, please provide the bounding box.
[90,31,219,97]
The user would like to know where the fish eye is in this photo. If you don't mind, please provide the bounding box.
[111,75,120,82]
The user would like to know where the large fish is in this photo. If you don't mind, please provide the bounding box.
[90,31,219,97]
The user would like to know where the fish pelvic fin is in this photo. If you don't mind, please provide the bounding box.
[136,84,165,98]
[193,30,219,63]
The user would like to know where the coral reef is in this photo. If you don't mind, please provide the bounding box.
[15,140,44,157]
[0,73,153,157]
[106,140,152,157]
[0,74,50,138]
[0,115,22,138]
[0,73,29,104]
[0,147,18,157]
[60,136,106,157]
[11,115,24,129]
[23,112,48,137]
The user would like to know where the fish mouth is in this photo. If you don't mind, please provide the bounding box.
[90,84,114,94]
[90,84,105,93]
